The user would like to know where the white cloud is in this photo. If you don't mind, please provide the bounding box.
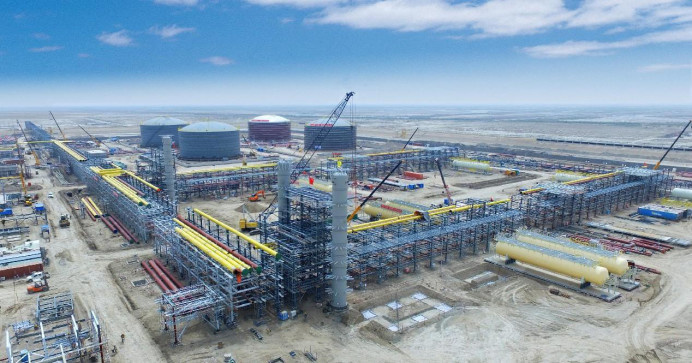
[29,46,63,53]
[523,25,692,57]
[638,63,692,72]
[97,30,133,47]
[246,0,343,8]
[280,17,295,24]
[200,56,233,66]
[33,33,50,40]
[153,0,199,6]
[78,53,91,58]
[149,25,196,39]
[246,0,692,57]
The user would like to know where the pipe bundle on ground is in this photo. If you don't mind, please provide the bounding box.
[516,230,629,275]
[192,208,280,260]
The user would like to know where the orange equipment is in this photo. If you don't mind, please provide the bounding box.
[248,190,265,202]
[27,279,49,294]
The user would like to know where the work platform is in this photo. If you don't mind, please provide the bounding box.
[484,256,621,302]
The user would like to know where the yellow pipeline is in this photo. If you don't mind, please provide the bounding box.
[175,227,246,275]
[522,171,622,195]
[365,149,421,157]
[86,197,104,216]
[53,140,87,161]
[173,219,251,271]
[178,163,277,176]
[102,175,149,206]
[192,208,280,259]
[177,226,249,274]
[348,198,511,233]
[80,198,99,217]
[123,170,161,192]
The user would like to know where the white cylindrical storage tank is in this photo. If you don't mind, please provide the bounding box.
[515,230,628,275]
[304,118,356,151]
[452,160,490,171]
[496,238,609,285]
[554,172,585,182]
[178,122,240,160]
[671,188,692,201]
[140,116,188,148]
[248,115,291,142]
[363,202,403,219]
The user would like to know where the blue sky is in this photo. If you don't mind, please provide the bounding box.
[1,0,691,107]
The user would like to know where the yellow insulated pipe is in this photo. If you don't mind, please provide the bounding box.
[175,227,247,275]
[80,198,99,217]
[53,140,87,161]
[173,219,251,271]
[102,176,149,206]
[496,239,609,285]
[516,232,629,275]
[522,171,623,195]
[124,170,161,192]
[177,163,277,176]
[178,226,250,275]
[86,197,104,216]
[192,208,280,259]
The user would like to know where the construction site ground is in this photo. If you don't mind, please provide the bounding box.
[1,118,692,362]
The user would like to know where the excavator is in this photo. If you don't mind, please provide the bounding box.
[248,190,265,202]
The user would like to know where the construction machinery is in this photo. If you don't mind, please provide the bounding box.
[16,121,41,166]
[78,125,104,147]
[27,278,49,294]
[248,190,265,202]
[650,120,691,170]
[59,213,70,228]
[436,158,453,205]
[239,204,259,232]
[49,111,68,140]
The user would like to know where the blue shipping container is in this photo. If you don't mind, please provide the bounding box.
[638,207,682,221]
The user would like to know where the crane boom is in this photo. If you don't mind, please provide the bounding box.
[262,92,355,216]
[436,158,453,205]
[653,120,691,170]
[49,111,67,140]
[347,160,402,223]
[16,121,41,166]
[78,125,106,147]
[401,127,418,150]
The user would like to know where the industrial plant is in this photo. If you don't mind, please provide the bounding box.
[1,93,691,363]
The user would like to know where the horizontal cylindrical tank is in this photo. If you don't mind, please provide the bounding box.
[140,116,188,148]
[452,160,490,171]
[516,230,628,275]
[384,200,427,213]
[554,172,585,182]
[496,238,609,285]
[304,118,356,151]
[363,203,403,219]
[248,115,291,142]
[296,178,332,193]
[178,122,240,160]
[671,188,692,201]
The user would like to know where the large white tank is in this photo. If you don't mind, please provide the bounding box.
[452,160,490,171]
[496,238,609,285]
[671,188,692,201]
[554,172,585,182]
[363,202,404,219]
[516,230,628,275]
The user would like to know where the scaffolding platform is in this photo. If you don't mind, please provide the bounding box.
[484,256,621,302]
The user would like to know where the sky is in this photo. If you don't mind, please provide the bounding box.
[1,0,692,107]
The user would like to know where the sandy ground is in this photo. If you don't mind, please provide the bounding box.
[1,118,692,362]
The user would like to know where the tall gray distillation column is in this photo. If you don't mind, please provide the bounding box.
[330,170,349,311]
[162,135,177,203]
[277,159,291,225]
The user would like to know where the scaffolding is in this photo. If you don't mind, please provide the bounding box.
[261,186,331,309]
[175,164,278,200]
[515,168,672,229]
[318,147,460,181]
[347,199,521,286]
[5,291,109,363]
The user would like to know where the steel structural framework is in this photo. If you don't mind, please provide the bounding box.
[513,168,672,230]
[6,292,109,363]
[318,147,460,180]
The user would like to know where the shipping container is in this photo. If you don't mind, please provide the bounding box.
[638,205,684,221]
